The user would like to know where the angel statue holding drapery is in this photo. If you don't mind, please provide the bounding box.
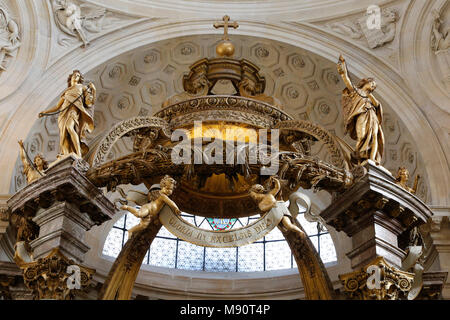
[120,175,182,240]
[249,176,306,240]
[39,70,96,159]
[53,0,106,47]
[337,55,385,165]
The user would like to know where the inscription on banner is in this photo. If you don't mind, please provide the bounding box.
[159,202,286,247]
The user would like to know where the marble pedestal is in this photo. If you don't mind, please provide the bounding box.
[7,154,115,263]
[320,161,433,270]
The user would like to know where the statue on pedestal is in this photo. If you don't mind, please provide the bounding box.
[120,175,181,239]
[249,176,306,239]
[337,55,385,165]
[39,70,95,159]
[18,140,47,184]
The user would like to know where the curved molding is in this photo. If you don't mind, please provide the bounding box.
[90,116,170,167]
[0,0,40,101]
[400,0,450,110]
[88,0,398,21]
[0,17,448,206]
[275,120,348,170]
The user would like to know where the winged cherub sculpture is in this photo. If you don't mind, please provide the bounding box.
[120,175,182,239]
[53,0,106,47]
[249,176,306,239]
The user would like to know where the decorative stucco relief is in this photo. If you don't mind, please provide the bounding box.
[0,6,20,74]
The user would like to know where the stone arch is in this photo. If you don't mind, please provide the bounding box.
[1,18,447,206]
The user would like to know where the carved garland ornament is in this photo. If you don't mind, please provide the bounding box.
[91,116,170,167]
[155,95,292,124]
[275,120,348,169]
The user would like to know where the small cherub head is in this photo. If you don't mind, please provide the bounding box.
[65,3,78,16]
[240,78,257,95]
[67,70,83,87]
[33,154,48,171]
[160,175,176,196]
[382,8,399,23]
[357,77,377,93]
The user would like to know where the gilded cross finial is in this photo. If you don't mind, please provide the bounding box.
[214,15,239,41]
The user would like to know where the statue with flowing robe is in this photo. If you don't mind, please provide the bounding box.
[337,55,384,164]
[39,70,95,158]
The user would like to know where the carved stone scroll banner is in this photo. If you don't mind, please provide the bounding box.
[159,202,285,247]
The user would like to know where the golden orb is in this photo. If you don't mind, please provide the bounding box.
[216,40,235,57]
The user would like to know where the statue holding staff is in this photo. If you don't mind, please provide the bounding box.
[39,70,96,158]
[337,55,384,164]
[395,167,420,194]
[18,139,47,184]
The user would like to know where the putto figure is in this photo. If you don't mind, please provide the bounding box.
[249,176,306,239]
[395,167,420,194]
[62,2,89,47]
[53,0,106,47]
[39,70,96,158]
[431,9,450,52]
[337,55,384,165]
[120,175,181,239]
[0,7,21,71]
[18,140,47,184]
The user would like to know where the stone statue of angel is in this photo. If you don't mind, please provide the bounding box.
[53,0,106,47]
[0,7,21,71]
[431,10,450,52]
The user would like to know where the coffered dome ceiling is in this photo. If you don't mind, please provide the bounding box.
[9,34,430,205]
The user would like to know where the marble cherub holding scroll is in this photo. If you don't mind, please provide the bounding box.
[39,70,96,159]
[249,176,306,239]
[337,55,385,165]
[120,175,182,239]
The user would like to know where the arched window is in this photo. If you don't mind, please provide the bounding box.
[102,207,337,272]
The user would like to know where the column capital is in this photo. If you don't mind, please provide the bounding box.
[15,248,95,300]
